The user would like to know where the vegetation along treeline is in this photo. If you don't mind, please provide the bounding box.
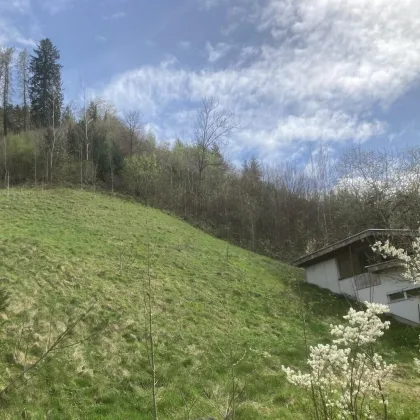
[2,39,420,260]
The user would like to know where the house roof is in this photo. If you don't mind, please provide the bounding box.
[366,259,403,273]
[293,229,415,268]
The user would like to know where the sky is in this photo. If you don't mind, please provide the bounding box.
[1,0,420,165]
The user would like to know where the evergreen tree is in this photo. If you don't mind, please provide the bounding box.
[29,39,63,128]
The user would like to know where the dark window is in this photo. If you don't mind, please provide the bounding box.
[336,244,372,280]
[336,251,353,279]
[388,291,405,303]
[406,288,420,298]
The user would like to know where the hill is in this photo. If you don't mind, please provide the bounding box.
[0,188,419,419]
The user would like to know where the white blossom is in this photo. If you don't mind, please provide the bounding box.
[415,358,420,374]
[372,238,420,284]
[282,304,394,419]
[330,302,390,347]
[415,335,420,374]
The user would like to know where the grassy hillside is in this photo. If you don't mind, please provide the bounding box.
[0,188,419,419]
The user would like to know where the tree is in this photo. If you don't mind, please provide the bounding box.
[17,48,30,131]
[372,236,420,285]
[1,47,14,137]
[123,153,160,202]
[29,39,63,128]
[193,97,238,181]
[336,146,404,229]
[283,303,394,420]
[123,109,143,155]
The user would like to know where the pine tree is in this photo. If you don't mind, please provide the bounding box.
[29,39,63,128]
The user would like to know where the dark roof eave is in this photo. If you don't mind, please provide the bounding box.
[293,229,415,268]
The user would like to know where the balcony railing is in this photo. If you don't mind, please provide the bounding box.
[354,272,381,290]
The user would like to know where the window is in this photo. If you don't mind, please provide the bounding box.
[406,288,420,299]
[336,251,353,279]
[336,244,373,280]
[387,287,420,303]
[387,291,406,303]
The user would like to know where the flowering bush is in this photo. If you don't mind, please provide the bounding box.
[282,302,394,420]
[415,336,420,374]
[372,238,420,284]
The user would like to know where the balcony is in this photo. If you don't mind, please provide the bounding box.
[354,272,381,290]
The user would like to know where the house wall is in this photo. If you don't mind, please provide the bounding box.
[306,262,420,324]
[306,258,356,297]
[357,269,420,325]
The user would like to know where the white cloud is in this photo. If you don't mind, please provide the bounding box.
[206,42,232,63]
[103,11,126,20]
[0,17,36,47]
[178,40,191,50]
[255,0,420,108]
[40,0,73,14]
[101,0,420,160]
[0,0,31,13]
[197,0,223,10]
[235,46,259,66]
[260,111,385,144]
[0,0,39,47]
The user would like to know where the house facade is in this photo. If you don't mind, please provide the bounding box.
[294,229,420,325]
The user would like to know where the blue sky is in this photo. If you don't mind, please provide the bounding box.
[1,0,420,164]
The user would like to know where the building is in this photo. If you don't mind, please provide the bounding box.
[293,229,420,325]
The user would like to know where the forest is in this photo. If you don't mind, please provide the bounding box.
[1,39,420,260]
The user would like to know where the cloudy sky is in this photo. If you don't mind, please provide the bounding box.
[2,0,420,163]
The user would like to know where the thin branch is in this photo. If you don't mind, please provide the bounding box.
[0,300,97,397]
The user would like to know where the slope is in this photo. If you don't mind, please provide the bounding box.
[0,189,418,419]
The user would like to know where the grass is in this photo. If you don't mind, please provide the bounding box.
[0,187,419,419]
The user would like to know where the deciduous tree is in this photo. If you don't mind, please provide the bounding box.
[17,48,30,131]
[1,47,14,137]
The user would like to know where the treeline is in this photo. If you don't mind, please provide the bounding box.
[2,39,420,260]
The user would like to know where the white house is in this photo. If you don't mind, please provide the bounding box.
[293,229,420,325]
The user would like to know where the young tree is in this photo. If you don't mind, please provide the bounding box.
[17,48,30,131]
[193,97,238,181]
[46,89,65,182]
[123,153,160,202]
[29,39,63,128]
[123,109,143,155]
[1,47,14,137]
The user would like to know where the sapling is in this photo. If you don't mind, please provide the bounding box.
[415,336,420,374]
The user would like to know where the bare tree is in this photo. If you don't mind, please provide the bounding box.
[337,145,404,228]
[123,109,143,155]
[81,83,92,162]
[194,97,238,181]
[1,47,14,137]
[46,88,67,182]
[17,49,30,132]
[143,224,159,420]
